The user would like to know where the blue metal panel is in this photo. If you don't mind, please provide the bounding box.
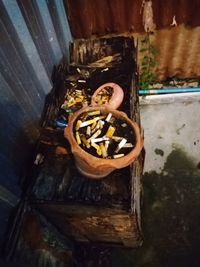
[35,0,63,63]
[2,0,52,95]
[0,0,72,248]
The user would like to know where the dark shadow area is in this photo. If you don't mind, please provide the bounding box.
[112,148,200,267]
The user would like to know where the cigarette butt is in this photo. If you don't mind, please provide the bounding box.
[101,68,109,72]
[97,121,102,129]
[78,79,85,83]
[99,115,106,120]
[115,138,127,153]
[61,101,67,109]
[76,120,82,130]
[75,97,84,103]
[87,129,102,142]
[123,143,134,148]
[75,89,82,93]
[67,99,76,107]
[105,140,110,151]
[75,131,81,145]
[34,153,44,165]
[98,120,105,129]
[91,121,97,130]
[113,154,124,159]
[87,110,100,116]
[102,96,109,102]
[91,122,101,133]
[91,137,109,143]
[97,148,102,156]
[112,136,123,141]
[81,113,88,121]
[91,143,102,156]
[81,136,90,148]
[105,112,112,122]
[100,142,107,158]
[86,126,91,136]
[105,126,115,138]
[80,117,101,128]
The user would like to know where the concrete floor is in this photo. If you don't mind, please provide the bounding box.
[112,92,200,267]
[140,92,200,174]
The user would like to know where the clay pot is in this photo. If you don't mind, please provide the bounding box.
[64,106,143,179]
[91,82,124,109]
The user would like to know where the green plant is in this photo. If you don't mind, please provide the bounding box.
[139,32,158,90]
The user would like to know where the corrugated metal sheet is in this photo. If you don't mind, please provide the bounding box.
[65,0,200,79]
[139,25,200,80]
[65,0,144,37]
[65,0,200,38]
[0,0,72,252]
[0,0,72,197]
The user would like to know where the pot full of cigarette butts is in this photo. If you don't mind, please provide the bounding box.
[64,106,143,179]
[91,82,124,109]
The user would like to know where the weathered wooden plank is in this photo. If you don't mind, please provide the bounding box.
[37,203,142,247]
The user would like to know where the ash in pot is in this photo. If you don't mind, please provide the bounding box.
[73,110,136,159]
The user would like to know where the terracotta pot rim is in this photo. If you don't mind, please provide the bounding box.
[64,106,143,166]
